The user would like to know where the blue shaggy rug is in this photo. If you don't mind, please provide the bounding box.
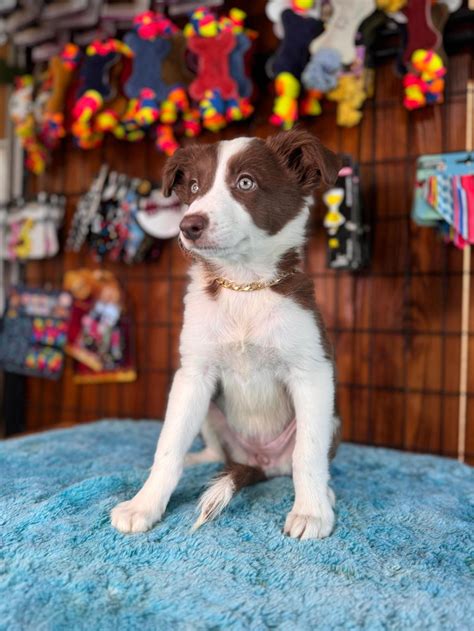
[1,420,473,631]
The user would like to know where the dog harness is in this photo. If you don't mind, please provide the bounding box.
[211,404,297,469]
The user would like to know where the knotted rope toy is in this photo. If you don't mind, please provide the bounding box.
[403,49,446,110]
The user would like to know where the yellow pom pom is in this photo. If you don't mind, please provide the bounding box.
[230,7,246,21]
[201,20,219,37]
[275,72,300,99]
[96,111,117,132]
[183,24,195,38]
[292,0,314,11]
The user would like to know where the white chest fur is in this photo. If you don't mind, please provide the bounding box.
[179,276,322,439]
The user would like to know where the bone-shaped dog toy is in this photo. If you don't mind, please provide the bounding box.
[310,0,376,66]
[187,28,238,101]
[271,8,323,79]
[402,0,441,64]
[124,33,171,102]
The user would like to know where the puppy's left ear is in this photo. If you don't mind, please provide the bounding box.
[266,128,341,194]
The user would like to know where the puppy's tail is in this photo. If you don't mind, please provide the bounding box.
[191,463,266,532]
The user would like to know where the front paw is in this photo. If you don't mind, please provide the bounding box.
[284,511,334,540]
[111,499,161,534]
[284,491,335,540]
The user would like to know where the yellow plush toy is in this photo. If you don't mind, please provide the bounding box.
[327,74,367,128]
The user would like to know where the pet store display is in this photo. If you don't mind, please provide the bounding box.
[322,156,370,271]
[4,1,471,172]
[412,151,474,249]
[66,166,181,263]
[6,6,256,173]
[0,193,66,261]
[63,268,137,383]
[0,286,73,379]
[266,0,462,129]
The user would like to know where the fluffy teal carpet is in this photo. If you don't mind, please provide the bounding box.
[1,420,473,630]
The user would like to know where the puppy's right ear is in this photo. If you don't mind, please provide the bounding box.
[162,147,190,198]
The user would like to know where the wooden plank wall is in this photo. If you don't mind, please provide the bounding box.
[23,7,474,463]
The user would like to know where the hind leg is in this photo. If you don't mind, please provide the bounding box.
[185,405,225,467]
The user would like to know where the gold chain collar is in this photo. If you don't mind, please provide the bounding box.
[213,269,298,292]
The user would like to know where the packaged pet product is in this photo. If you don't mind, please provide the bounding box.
[0,287,73,379]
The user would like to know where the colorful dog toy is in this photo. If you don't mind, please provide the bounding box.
[71,39,133,149]
[122,11,197,154]
[39,43,81,149]
[185,7,254,132]
[9,75,48,174]
[403,49,446,110]
[268,3,324,129]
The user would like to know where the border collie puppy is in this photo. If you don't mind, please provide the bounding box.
[111,129,342,539]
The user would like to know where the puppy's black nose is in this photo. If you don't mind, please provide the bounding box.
[180,214,208,241]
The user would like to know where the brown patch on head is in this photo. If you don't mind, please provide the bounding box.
[226,130,341,235]
[162,142,218,204]
[272,249,334,362]
[266,128,341,194]
[226,138,304,235]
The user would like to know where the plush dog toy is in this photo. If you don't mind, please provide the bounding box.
[121,11,198,155]
[40,43,81,149]
[185,7,254,132]
[71,39,133,149]
[267,1,324,129]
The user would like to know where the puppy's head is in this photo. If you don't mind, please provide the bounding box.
[162,129,340,262]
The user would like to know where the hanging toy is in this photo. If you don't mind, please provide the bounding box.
[403,49,446,110]
[71,39,133,149]
[266,1,324,129]
[185,7,255,133]
[186,8,237,131]
[124,12,176,126]
[302,48,342,93]
[324,44,372,129]
[121,11,196,154]
[323,188,346,234]
[9,75,48,175]
[39,43,81,149]
[326,74,366,128]
[309,0,376,65]
[302,0,375,103]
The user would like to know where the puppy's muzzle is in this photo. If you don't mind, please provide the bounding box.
[180,213,209,241]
